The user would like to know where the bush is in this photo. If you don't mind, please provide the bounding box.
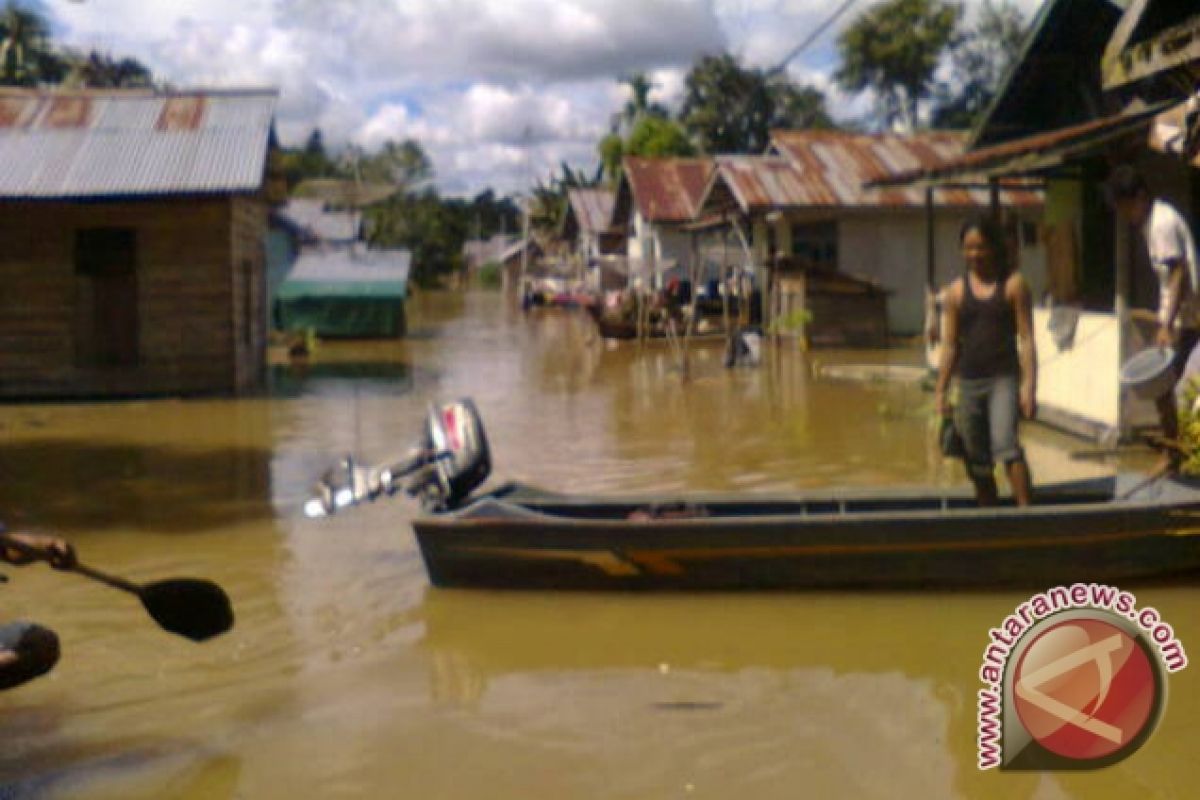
[477,261,503,289]
[1178,377,1200,475]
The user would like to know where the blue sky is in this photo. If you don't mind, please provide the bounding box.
[43,0,1047,195]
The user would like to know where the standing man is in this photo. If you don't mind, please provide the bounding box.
[1108,165,1200,472]
[0,532,76,691]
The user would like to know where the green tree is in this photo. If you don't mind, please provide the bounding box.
[614,72,669,133]
[466,188,521,239]
[599,132,626,184]
[626,115,695,158]
[932,0,1027,129]
[835,0,960,130]
[680,53,834,154]
[275,128,346,189]
[771,81,836,131]
[357,138,433,191]
[367,189,469,288]
[0,2,63,86]
[63,50,153,88]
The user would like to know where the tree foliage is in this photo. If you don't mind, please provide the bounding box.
[353,138,433,191]
[63,50,153,89]
[932,0,1027,129]
[613,72,669,135]
[366,189,521,288]
[0,2,62,86]
[367,190,469,288]
[275,129,346,189]
[626,115,696,158]
[599,73,681,183]
[835,0,960,131]
[680,53,834,154]
[0,3,154,88]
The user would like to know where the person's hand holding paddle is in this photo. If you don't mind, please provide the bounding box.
[1,532,76,570]
[0,530,233,642]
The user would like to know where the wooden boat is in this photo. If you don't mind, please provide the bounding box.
[585,305,726,341]
[306,400,1200,591]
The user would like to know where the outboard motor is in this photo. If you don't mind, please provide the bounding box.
[304,398,491,517]
[414,398,491,509]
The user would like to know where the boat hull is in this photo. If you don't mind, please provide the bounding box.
[411,476,1200,590]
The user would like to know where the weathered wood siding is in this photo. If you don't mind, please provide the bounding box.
[0,196,265,398]
[230,195,268,392]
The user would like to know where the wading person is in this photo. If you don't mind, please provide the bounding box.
[0,532,76,691]
[935,215,1037,506]
[1107,165,1200,473]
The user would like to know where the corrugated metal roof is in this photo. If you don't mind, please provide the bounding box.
[622,157,714,222]
[873,102,1173,186]
[767,130,1041,209]
[277,248,411,298]
[0,87,276,198]
[565,187,616,234]
[280,199,362,243]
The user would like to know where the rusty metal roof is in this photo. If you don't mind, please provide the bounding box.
[873,102,1174,186]
[0,87,276,198]
[767,130,1041,208]
[621,157,714,222]
[564,187,616,235]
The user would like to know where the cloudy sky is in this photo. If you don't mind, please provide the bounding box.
[41,0,1047,196]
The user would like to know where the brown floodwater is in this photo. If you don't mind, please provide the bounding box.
[1,291,1197,798]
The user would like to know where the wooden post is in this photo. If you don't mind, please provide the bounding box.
[1116,210,1133,441]
[682,230,699,379]
[925,186,936,290]
[722,226,730,337]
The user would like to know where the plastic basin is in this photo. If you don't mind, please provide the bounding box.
[1120,347,1176,399]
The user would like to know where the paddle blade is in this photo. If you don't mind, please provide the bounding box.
[139,579,235,642]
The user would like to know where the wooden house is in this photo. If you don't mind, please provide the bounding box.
[880,0,1200,441]
[561,187,622,287]
[0,87,278,398]
[611,157,714,289]
[692,136,1044,337]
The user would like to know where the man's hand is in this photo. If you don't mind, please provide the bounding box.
[0,533,77,570]
[1156,325,1175,349]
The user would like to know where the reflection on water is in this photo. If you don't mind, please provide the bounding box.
[0,291,1196,799]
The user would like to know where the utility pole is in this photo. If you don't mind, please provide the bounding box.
[518,126,533,306]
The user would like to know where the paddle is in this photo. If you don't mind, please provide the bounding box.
[0,534,234,642]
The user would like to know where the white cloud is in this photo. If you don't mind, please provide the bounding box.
[354,83,613,195]
[43,0,1060,194]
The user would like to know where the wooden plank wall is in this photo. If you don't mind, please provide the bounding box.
[0,197,254,398]
[230,195,268,392]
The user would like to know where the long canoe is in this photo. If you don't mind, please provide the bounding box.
[412,475,1200,590]
[306,399,1200,591]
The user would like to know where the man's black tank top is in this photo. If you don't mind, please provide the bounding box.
[957,275,1018,379]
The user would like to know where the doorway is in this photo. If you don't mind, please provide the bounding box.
[75,228,139,367]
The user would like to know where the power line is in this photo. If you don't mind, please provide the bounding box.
[767,0,862,78]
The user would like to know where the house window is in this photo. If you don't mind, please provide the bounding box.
[75,228,139,367]
[791,221,838,270]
